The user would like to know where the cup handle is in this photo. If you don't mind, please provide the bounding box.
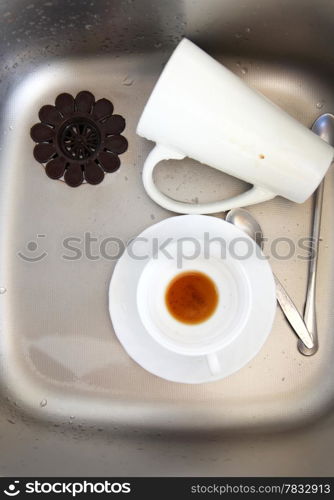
[206,352,221,375]
[142,144,276,214]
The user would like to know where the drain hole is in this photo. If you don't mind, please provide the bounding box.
[59,117,101,161]
[31,91,127,187]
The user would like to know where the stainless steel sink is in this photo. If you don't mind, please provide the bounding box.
[1,0,334,476]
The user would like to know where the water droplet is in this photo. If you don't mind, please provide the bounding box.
[316,100,324,109]
[85,24,93,30]
[0,287,7,294]
[241,67,248,75]
[122,76,134,86]
[154,42,162,49]
[40,399,47,407]
[235,32,242,39]
[9,125,13,131]
[245,27,251,33]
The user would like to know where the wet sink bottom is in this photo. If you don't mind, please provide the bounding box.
[1,54,334,432]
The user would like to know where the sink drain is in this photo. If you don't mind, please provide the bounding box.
[59,117,101,161]
[30,91,128,187]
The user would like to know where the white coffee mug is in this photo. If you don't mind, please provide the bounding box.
[137,38,334,214]
[136,240,252,375]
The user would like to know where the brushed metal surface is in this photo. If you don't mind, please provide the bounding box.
[1,0,334,476]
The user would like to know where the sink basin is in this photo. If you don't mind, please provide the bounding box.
[1,0,334,476]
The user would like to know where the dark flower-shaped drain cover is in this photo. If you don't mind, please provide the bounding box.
[30,91,128,187]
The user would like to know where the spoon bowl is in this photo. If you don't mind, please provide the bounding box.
[226,208,264,249]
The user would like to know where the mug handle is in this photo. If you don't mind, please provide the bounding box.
[207,352,221,376]
[142,144,276,214]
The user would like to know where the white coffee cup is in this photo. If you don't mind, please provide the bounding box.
[136,240,251,375]
[137,38,334,214]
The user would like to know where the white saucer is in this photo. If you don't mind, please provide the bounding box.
[109,215,276,384]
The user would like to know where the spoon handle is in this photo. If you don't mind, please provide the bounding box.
[297,180,324,356]
[274,275,314,349]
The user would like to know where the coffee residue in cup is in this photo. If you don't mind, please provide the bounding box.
[165,271,218,324]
